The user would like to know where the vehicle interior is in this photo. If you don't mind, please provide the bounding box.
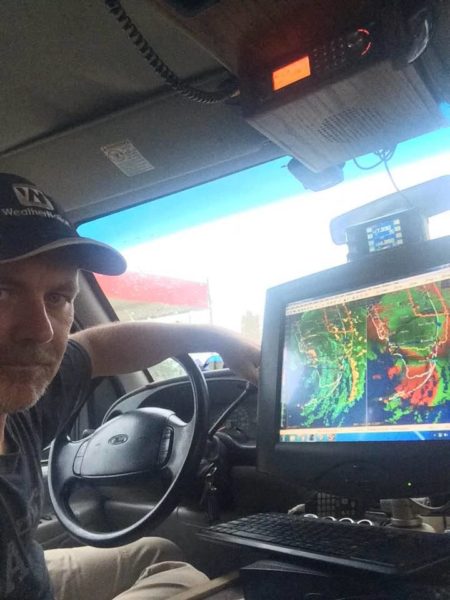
[2,0,450,598]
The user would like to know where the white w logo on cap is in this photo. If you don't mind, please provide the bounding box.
[13,184,55,211]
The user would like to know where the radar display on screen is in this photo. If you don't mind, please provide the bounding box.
[280,267,450,443]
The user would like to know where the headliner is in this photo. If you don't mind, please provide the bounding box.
[0,1,281,222]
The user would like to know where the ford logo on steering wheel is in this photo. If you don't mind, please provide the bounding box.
[108,434,129,445]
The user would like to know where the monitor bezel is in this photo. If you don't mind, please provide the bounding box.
[258,235,450,499]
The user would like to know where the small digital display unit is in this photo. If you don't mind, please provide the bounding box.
[344,210,429,260]
[366,216,403,252]
[258,236,450,499]
[280,268,450,444]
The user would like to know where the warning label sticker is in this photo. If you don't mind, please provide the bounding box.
[101,140,154,177]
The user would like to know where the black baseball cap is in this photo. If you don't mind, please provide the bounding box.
[0,173,126,275]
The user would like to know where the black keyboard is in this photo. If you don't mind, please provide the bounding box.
[199,512,450,575]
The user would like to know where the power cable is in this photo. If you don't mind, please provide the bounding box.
[354,146,413,208]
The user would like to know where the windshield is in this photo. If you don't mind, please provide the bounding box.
[78,127,450,380]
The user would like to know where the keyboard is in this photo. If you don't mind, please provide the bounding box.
[199,512,450,575]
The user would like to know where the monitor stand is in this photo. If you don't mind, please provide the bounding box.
[380,498,436,532]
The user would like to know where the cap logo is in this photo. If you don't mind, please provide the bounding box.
[13,184,55,211]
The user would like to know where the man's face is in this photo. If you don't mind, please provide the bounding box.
[0,252,78,413]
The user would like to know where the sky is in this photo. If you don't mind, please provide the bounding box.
[79,126,450,333]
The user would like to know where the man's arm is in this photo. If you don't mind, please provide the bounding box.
[70,322,260,383]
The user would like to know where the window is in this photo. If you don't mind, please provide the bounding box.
[79,128,450,381]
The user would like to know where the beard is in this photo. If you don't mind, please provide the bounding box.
[0,345,63,414]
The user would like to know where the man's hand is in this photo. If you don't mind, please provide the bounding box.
[212,331,260,385]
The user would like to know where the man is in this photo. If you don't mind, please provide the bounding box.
[0,173,260,599]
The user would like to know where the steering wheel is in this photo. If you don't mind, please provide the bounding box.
[48,354,208,547]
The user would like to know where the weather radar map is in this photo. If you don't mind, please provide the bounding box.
[280,269,450,443]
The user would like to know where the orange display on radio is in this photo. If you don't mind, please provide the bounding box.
[272,55,311,91]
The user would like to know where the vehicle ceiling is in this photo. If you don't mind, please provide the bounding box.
[0,1,448,223]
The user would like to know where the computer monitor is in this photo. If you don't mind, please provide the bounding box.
[258,235,450,500]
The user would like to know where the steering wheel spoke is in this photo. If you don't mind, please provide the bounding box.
[161,414,195,481]
[48,436,87,499]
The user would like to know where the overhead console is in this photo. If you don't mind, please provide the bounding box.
[155,0,450,171]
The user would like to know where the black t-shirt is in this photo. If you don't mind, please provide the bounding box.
[0,340,92,600]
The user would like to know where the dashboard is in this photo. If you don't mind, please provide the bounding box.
[104,372,258,445]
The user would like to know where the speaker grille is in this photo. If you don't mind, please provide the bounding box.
[318,108,387,143]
